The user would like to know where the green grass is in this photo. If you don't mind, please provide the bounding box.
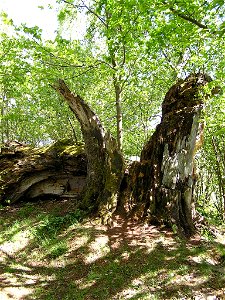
[47,241,68,259]
[0,201,225,300]
[31,211,82,242]
[17,202,36,218]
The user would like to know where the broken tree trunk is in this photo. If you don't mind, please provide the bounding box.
[53,80,125,223]
[1,74,212,236]
[124,73,211,236]
[0,140,87,205]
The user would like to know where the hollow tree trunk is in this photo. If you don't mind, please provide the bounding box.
[124,73,211,236]
[53,80,125,223]
[1,74,213,236]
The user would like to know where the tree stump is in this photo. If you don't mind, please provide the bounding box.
[124,73,211,236]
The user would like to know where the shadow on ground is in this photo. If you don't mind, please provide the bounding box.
[0,200,225,300]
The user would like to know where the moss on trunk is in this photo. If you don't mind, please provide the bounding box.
[53,80,125,223]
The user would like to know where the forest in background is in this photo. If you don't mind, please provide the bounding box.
[0,0,225,223]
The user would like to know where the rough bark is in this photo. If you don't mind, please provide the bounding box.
[0,140,87,205]
[53,80,125,223]
[123,73,211,236]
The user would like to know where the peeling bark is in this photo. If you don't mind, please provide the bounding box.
[124,73,211,236]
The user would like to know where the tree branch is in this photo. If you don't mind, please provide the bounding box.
[169,6,208,30]
[64,63,102,80]
[80,0,108,27]
[42,61,86,68]
[118,25,126,66]
[60,0,107,27]
[163,2,224,36]
[161,50,177,72]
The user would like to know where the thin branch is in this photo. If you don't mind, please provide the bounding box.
[44,59,110,74]
[61,0,107,27]
[118,25,126,66]
[120,55,144,90]
[121,43,126,66]
[96,59,114,69]
[60,0,85,10]
[169,6,208,30]
[120,12,142,42]
[167,3,224,36]
[41,61,86,68]
[161,50,177,72]
[64,63,101,80]
[80,0,108,27]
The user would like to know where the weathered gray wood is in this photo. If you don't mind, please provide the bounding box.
[0,140,87,204]
[1,74,212,236]
[124,73,211,236]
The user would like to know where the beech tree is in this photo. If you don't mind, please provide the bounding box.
[0,0,224,234]
[53,0,225,154]
[56,0,179,152]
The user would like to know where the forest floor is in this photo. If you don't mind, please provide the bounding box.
[0,199,225,300]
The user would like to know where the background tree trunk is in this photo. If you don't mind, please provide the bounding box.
[211,136,225,219]
[53,80,125,223]
[124,73,211,236]
[114,81,123,151]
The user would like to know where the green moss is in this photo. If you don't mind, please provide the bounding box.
[30,139,84,157]
[60,144,84,156]
[45,139,84,156]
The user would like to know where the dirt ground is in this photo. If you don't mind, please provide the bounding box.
[0,199,225,300]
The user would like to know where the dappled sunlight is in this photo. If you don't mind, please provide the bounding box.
[67,233,89,253]
[0,285,32,300]
[0,202,225,299]
[85,234,110,264]
[0,261,56,300]
[215,232,225,245]
[0,229,32,259]
[121,251,130,261]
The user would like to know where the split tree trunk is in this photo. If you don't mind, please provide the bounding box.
[53,80,125,223]
[0,74,212,236]
[124,73,211,236]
